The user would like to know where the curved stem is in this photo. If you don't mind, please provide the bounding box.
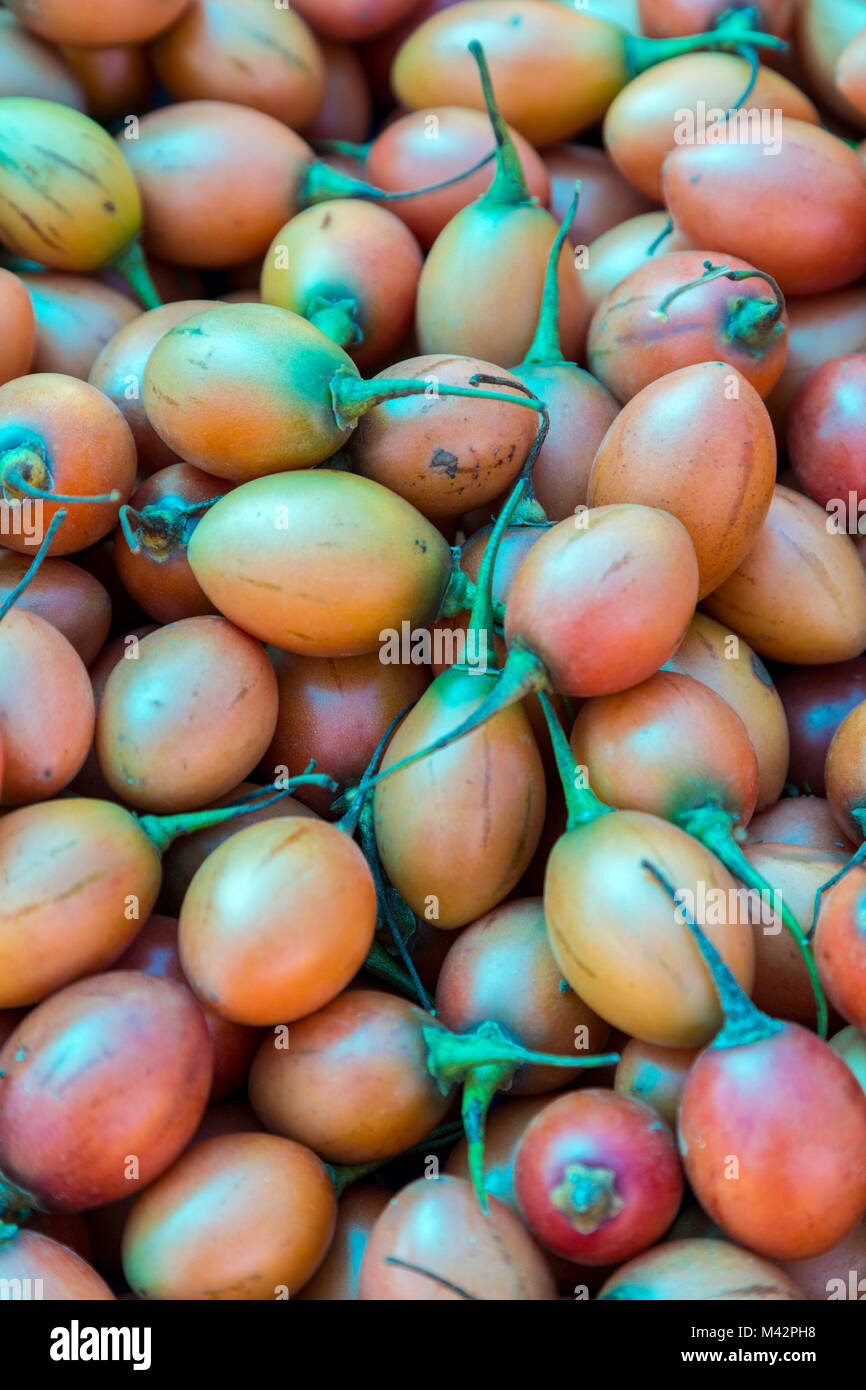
[137,766,339,854]
[383,1257,481,1299]
[2,457,120,506]
[647,216,674,256]
[329,368,546,430]
[425,1020,618,1209]
[362,938,428,1004]
[537,690,610,831]
[359,800,433,1012]
[468,40,531,206]
[810,820,866,935]
[624,25,786,77]
[519,181,580,367]
[110,236,162,310]
[641,859,782,1049]
[655,259,784,325]
[678,804,827,1038]
[0,509,67,622]
[463,388,549,646]
[729,44,759,109]
[337,702,418,838]
[300,146,496,208]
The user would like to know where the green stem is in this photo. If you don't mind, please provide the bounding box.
[329,368,546,430]
[0,1174,35,1226]
[119,496,218,560]
[0,509,67,622]
[468,40,532,206]
[654,259,785,355]
[677,804,827,1038]
[299,147,496,208]
[536,690,610,831]
[137,767,339,854]
[110,236,163,310]
[305,295,363,351]
[729,44,759,108]
[647,216,674,256]
[810,811,866,934]
[362,939,427,1004]
[519,181,580,367]
[311,138,372,162]
[624,25,786,77]
[1,447,121,506]
[641,859,783,1049]
[425,1021,618,1209]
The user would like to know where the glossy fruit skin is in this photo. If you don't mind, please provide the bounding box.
[780,1213,866,1301]
[188,470,452,655]
[123,101,313,267]
[62,42,155,123]
[295,1185,391,1301]
[796,0,866,129]
[0,972,212,1211]
[702,485,866,664]
[392,0,629,148]
[151,0,326,129]
[603,52,816,202]
[0,1229,114,1300]
[159,781,319,915]
[359,1175,556,1300]
[826,703,866,843]
[116,914,263,1102]
[788,354,866,509]
[19,272,139,380]
[571,670,759,827]
[364,107,550,250]
[0,373,136,556]
[114,464,232,624]
[0,98,141,269]
[512,360,619,520]
[663,120,866,296]
[588,251,789,404]
[416,202,587,368]
[765,286,866,440]
[89,299,215,474]
[747,797,854,856]
[578,212,695,318]
[301,40,371,145]
[0,11,85,108]
[179,817,377,1025]
[350,355,538,518]
[680,1023,866,1260]
[7,0,190,45]
[435,898,609,1094]
[664,613,788,812]
[505,505,700,696]
[249,991,452,1162]
[776,658,866,795]
[615,1041,700,1129]
[589,363,776,599]
[261,650,430,818]
[545,811,755,1046]
[545,143,655,247]
[96,616,278,814]
[597,1237,803,1300]
[294,0,417,40]
[374,667,547,928]
[0,267,35,385]
[0,797,161,1008]
[0,609,94,807]
[815,868,866,1031]
[830,1027,866,1096]
[743,842,846,1027]
[0,544,112,666]
[513,1089,683,1265]
[122,1132,336,1300]
[261,202,422,369]
[145,304,360,479]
